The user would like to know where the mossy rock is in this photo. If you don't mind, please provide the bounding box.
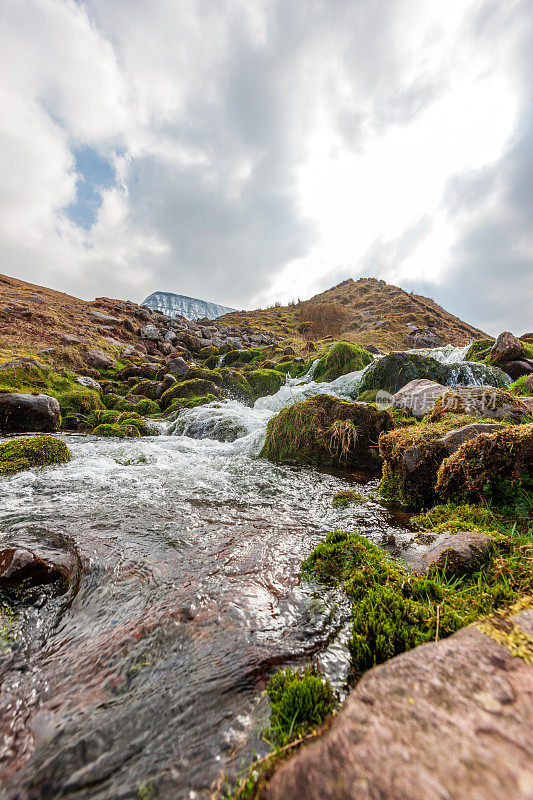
[217,368,254,405]
[183,367,222,385]
[162,394,218,418]
[160,379,222,410]
[428,387,531,424]
[102,392,121,409]
[223,347,265,366]
[356,389,380,403]
[117,414,156,436]
[359,352,449,394]
[198,346,218,360]
[436,423,533,505]
[57,388,103,415]
[314,341,373,382]
[247,369,284,399]
[0,436,71,475]
[116,396,160,415]
[92,423,141,438]
[465,338,494,363]
[261,393,393,469]
[130,380,160,400]
[87,409,120,426]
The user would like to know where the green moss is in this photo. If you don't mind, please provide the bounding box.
[247,369,284,398]
[102,392,121,409]
[217,368,254,405]
[511,375,533,397]
[302,524,533,680]
[436,424,533,506]
[116,397,160,415]
[93,423,141,438]
[428,387,530,423]
[162,394,217,417]
[223,347,266,366]
[160,379,221,410]
[0,436,71,475]
[332,490,364,507]
[359,352,448,394]
[465,338,494,363]
[314,341,372,382]
[130,380,160,400]
[261,393,393,469]
[57,388,103,414]
[263,665,335,746]
[87,409,120,426]
[184,367,223,384]
[378,415,484,509]
[356,388,379,402]
[117,414,156,436]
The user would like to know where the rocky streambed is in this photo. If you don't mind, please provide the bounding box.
[0,344,531,799]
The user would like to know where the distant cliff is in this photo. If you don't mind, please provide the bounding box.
[142,291,236,320]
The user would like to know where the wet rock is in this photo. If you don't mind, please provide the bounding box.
[155,374,177,399]
[412,531,493,575]
[0,548,68,591]
[263,610,533,800]
[88,309,122,325]
[84,349,116,370]
[0,529,80,598]
[0,393,61,432]
[76,376,101,392]
[261,393,393,469]
[490,331,526,365]
[389,379,447,418]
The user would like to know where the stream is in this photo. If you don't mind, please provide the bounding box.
[0,345,501,799]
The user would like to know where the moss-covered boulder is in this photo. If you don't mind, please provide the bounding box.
[160,379,222,410]
[92,423,141,438]
[511,375,533,397]
[130,380,161,400]
[0,393,61,433]
[217,368,254,405]
[436,424,533,505]
[465,338,494,363]
[314,342,373,382]
[0,436,70,475]
[428,387,532,424]
[57,388,103,415]
[261,393,393,469]
[358,352,508,396]
[247,369,284,398]
[162,395,217,417]
[116,396,160,415]
[182,366,222,385]
[223,347,265,366]
[378,416,502,509]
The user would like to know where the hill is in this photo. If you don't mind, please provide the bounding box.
[219,277,487,350]
[142,290,235,320]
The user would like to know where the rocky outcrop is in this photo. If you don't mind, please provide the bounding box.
[263,609,533,800]
[0,393,61,432]
[431,386,532,423]
[388,379,447,417]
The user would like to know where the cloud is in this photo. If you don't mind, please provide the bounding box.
[0,0,531,329]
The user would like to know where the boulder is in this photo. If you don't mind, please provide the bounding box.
[405,330,443,348]
[412,530,493,576]
[140,323,161,341]
[84,349,116,370]
[87,309,121,325]
[261,393,393,469]
[75,376,101,392]
[314,342,373,382]
[263,610,533,800]
[431,386,531,424]
[0,529,80,597]
[501,359,533,380]
[0,435,70,473]
[436,423,533,505]
[436,422,507,453]
[490,331,525,364]
[387,379,447,418]
[165,356,189,377]
[174,331,203,352]
[359,353,448,395]
[123,318,135,333]
[0,393,61,432]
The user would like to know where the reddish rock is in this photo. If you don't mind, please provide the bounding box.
[84,349,116,370]
[263,610,533,800]
[490,331,526,364]
[502,360,533,380]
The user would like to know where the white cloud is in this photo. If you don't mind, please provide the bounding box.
[0,0,531,331]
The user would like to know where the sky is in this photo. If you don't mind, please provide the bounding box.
[0,0,532,335]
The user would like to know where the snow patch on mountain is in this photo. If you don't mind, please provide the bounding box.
[142,291,236,320]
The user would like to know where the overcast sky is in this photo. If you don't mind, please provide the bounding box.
[0,0,532,334]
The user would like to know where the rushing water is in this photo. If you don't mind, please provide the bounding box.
[0,345,500,799]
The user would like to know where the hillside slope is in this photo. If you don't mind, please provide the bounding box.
[219,277,487,350]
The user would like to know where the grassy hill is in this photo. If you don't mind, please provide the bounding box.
[219,277,487,350]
